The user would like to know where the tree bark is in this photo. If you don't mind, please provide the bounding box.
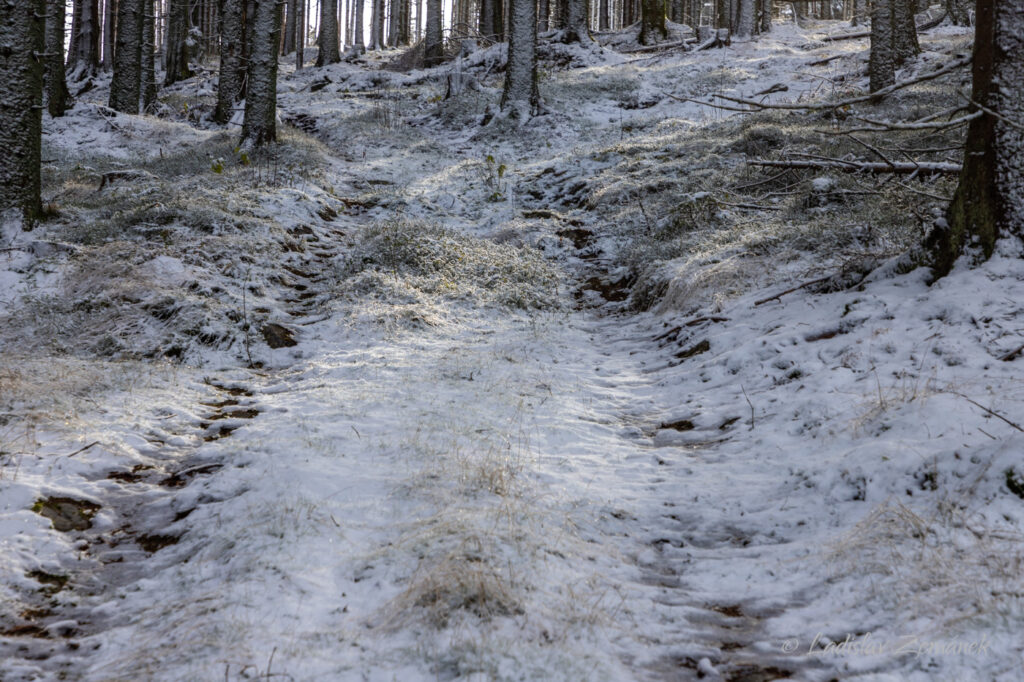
[110,0,144,112]
[354,0,365,51]
[947,0,970,25]
[735,0,754,36]
[317,0,341,64]
[68,0,103,76]
[501,0,539,117]
[214,0,246,123]
[103,0,118,69]
[560,0,590,41]
[284,0,297,53]
[760,0,771,32]
[142,0,157,111]
[241,0,282,147]
[164,0,192,85]
[891,0,919,66]
[640,0,666,44]
[46,0,72,117]
[424,0,443,65]
[0,0,46,227]
[925,0,1024,278]
[869,0,894,92]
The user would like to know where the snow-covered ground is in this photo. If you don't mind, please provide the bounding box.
[2,19,1022,682]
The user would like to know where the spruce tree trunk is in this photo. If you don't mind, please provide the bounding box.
[296,0,306,64]
[354,0,365,51]
[759,0,771,32]
[109,0,144,112]
[599,0,610,29]
[317,0,341,64]
[241,0,282,147]
[869,0,894,92]
[103,0,118,70]
[424,0,443,65]
[538,0,550,31]
[891,0,919,65]
[371,0,384,48]
[0,0,46,227]
[164,0,192,85]
[500,0,539,117]
[639,0,666,43]
[214,0,245,123]
[68,0,102,76]
[560,0,589,41]
[142,0,157,111]
[46,0,72,117]
[397,0,411,43]
[735,0,754,36]
[284,0,297,53]
[480,0,504,41]
[947,0,970,25]
[924,0,1024,278]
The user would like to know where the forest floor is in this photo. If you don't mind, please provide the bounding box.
[2,17,1023,682]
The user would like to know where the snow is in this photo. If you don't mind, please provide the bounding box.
[2,17,1022,682]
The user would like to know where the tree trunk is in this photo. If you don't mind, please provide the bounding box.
[284,0,297,53]
[869,0,894,92]
[46,0,72,117]
[947,0,970,25]
[735,0,754,36]
[480,0,504,41]
[924,0,1024,278]
[760,0,771,32]
[214,0,246,123]
[103,0,119,69]
[560,0,589,41]
[110,0,144,112]
[538,0,550,31]
[241,0,282,147]
[142,0,157,111]
[501,0,539,117]
[0,0,46,227]
[296,0,306,64]
[397,0,411,43]
[164,0,192,85]
[354,0,365,51]
[68,0,102,76]
[891,0,919,65]
[424,0,443,65]
[318,0,341,64]
[640,0,666,43]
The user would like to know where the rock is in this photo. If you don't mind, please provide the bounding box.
[32,497,100,532]
[262,322,297,348]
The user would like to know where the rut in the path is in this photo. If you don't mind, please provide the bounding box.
[0,211,348,679]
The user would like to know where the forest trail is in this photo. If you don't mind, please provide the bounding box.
[4,22,1023,681]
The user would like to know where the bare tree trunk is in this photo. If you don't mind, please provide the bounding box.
[110,0,144,112]
[891,0,919,65]
[501,0,539,117]
[424,0,443,65]
[354,0,366,51]
[284,0,297,53]
[538,0,550,31]
[318,0,341,63]
[925,0,1024,278]
[397,0,411,43]
[103,0,119,69]
[735,0,754,36]
[0,0,46,227]
[869,0,894,92]
[46,0,72,117]
[296,0,306,65]
[68,0,103,76]
[241,0,282,147]
[164,0,192,85]
[640,0,666,43]
[561,0,589,40]
[214,0,245,123]
[947,0,970,25]
[142,0,157,110]
[759,0,771,31]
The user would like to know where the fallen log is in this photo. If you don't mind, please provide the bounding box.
[750,158,961,175]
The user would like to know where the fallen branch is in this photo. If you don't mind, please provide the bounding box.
[946,391,1024,433]
[65,441,101,458]
[749,158,961,175]
[713,55,971,111]
[807,54,845,67]
[820,10,946,42]
[754,275,832,306]
[1001,342,1024,362]
[620,39,693,54]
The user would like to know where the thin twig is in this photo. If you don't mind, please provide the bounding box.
[65,441,101,458]
[946,391,1024,433]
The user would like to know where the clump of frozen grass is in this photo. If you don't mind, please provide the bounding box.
[389,536,523,628]
[337,220,562,311]
[826,501,1024,628]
